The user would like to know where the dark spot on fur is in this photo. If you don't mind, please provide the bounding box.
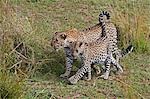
[79,42,83,47]
[85,43,88,46]
[76,50,78,53]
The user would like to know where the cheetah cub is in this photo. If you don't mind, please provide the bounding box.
[68,37,122,84]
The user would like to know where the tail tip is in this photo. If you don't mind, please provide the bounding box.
[127,45,134,53]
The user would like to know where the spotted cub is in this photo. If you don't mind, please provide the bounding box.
[52,27,102,78]
[68,37,122,84]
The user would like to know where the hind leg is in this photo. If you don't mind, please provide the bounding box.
[113,49,124,73]
[111,53,123,73]
[100,58,111,79]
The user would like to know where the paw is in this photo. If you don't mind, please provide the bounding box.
[116,67,123,74]
[82,76,91,81]
[115,69,123,75]
[103,75,109,80]
[96,70,101,75]
[118,69,123,73]
[86,77,91,81]
[100,74,105,78]
[60,73,69,78]
[100,74,109,80]
[68,76,78,85]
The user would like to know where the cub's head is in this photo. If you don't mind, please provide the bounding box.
[73,41,88,58]
[51,31,67,51]
[51,28,78,51]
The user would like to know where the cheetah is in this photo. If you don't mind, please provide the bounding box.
[68,37,121,84]
[51,11,133,78]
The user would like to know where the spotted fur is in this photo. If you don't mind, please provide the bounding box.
[99,11,133,67]
[68,37,121,84]
[51,28,102,78]
[51,11,133,78]
[67,11,133,84]
[51,31,67,51]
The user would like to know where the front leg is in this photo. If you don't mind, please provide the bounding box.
[80,56,93,81]
[60,47,74,78]
[68,62,91,84]
[111,54,123,73]
[79,56,89,80]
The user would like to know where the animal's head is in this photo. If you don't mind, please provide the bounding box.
[51,28,79,51]
[51,31,67,51]
[73,41,88,58]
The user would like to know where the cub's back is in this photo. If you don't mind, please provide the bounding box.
[104,22,117,38]
[82,23,102,42]
[86,40,108,57]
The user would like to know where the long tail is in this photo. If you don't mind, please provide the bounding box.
[99,11,110,24]
[121,45,134,57]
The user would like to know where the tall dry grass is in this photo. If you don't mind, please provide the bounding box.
[0,1,43,98]
[0,1,61,97]
[0,0,64,78]
[107,0,150,53]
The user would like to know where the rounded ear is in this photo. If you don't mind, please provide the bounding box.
[72,28,78,31]
[55,32,58,34]
[60,34,67,40]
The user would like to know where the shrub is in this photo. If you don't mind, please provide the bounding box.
[0,71,24,99]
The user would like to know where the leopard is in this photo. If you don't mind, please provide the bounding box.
[62,28,103,78]
[68,34,133,84]
[67,11,134,84]
[51,24,103,78]
[99,11,122,63]
[68,37,121,84]
[65,33,133,84]
[51,11,133,79]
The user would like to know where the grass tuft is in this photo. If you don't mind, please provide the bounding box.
[0,71,24,99]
